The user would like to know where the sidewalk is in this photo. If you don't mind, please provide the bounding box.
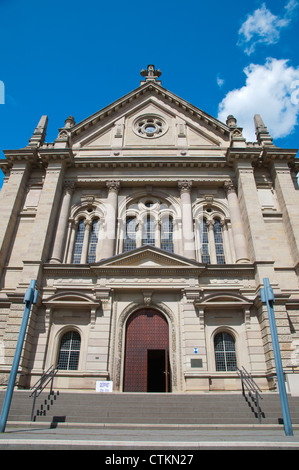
[1,422,299,450]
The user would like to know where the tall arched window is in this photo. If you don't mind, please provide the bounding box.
[214,332,237,371]
[161,217,174,253]
[72,219,85,264]
[200,219,210,264]
[213,219,226,264]
[57,330,81,370]
[123,217,137,252]
[87,219,99,262]
[142,215,155,246]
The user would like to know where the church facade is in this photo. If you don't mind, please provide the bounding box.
[0,65,299,393]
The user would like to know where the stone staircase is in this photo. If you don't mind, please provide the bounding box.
[1,390,299,427]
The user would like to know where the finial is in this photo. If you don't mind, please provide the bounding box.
[140,64,162,85]
[27,115,48,148]
[64,116,76,128]
[254,114,274,146]
[226,115,237,129]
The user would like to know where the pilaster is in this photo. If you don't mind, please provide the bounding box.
[19,152,71,287]
[256,298,293,383]
[271,160,299,264]
[0,150,37,278]
[235,160,276,285]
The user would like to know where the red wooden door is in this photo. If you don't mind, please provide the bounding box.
[123,309,170,392]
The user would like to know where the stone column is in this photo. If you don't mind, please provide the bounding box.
[234,160,275,286]
[207,220,217,264]
[0,152,35,277]
[81,220,92,263]
[224,180,250,263]
[66,220,78,263]
[102,180,120,259]
[235,162,272,263]
[49,182,75,263]
[271,160,299,264]
[178,181,196,260]
[19,156,67,286]
[221,220,232,264]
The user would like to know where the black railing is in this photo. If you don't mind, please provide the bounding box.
[237,366,263,424]
[29,365,58,421]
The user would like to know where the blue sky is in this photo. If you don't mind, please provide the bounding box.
[0,0,299,188]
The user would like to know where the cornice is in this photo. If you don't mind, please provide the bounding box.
[204,264,255,276]
[1,148,38,168]
[71,155,231,170]
[227,146,299,165]
[43,263,206,276]
[39,148,74,165]
[226,147,262,163]
[70,82,231,140]
[261,147,298,162]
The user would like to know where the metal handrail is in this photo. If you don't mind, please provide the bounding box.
[237,366,263,424]
[29,365,58,421]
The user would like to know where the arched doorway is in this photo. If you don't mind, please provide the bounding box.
[123,308,171,392]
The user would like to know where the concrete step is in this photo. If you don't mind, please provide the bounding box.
[1,390,298,426]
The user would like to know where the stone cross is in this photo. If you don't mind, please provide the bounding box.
[140,65,162,85]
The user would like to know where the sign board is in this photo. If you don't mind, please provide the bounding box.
[96,381,113,392]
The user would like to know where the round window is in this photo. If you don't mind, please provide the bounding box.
[133,115,168,139]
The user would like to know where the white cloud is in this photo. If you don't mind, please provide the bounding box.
[217,58,299,141]
[217,76,225,88]
[238,1,298,55]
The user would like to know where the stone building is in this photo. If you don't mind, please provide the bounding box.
[0,65,299,393]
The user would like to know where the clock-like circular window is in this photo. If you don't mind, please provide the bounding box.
[133,115,168,138]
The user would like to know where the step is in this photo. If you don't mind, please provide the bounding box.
[1,390,298,426]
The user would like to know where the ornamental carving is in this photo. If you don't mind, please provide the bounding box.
[106,180,120,192]
[178,180,192,193]
[224,180,237,194]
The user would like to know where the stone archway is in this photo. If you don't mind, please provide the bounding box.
[123,308,171,392]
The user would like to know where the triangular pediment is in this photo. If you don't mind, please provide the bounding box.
[92,246,204,268]
[70,82,230,149]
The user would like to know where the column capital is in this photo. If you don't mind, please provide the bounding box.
[106,180,120,192]
[178,180,192,193]
[84,219,93,228]
[205,219,215,227]
[224,180,237,194]
[63,181,75,194]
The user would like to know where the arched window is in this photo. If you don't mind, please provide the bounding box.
[123,217,137,252]
[57,330,81,370]
[214,332,237,371]
[142,215,155,246]
[200,219,210,264]
[72,219,85,264]
[161,217,174,253]
[213,219,226,264]
[87,219,99,262]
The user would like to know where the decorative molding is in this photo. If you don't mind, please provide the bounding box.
[178,180,193,193]
[106,180,120,192]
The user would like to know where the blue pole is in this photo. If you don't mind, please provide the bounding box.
[0,280,38,433]
[260,278,293,436]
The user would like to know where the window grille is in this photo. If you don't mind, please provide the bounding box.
[57,331,81,370]
[87,219,99,262]
[214,332,237,371]
[200,219,210,264]
[142,215,155,246]
[161,217,174,253]
[213,219,226,264]
[123,217,137,252]
[72,219,85,264]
